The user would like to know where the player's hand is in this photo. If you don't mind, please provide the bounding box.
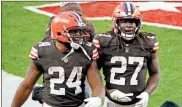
[84,97,102,107]
[110,90,133,102]
[135,92,149,107]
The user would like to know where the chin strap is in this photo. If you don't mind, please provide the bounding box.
[62,33,91,62]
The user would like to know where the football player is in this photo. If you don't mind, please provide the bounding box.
[32,2,96,103]
[11,11,105,107]
[93,2,160,107]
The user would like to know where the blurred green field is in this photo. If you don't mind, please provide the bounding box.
[2,2,182,107]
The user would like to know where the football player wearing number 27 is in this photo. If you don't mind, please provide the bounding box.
[11,11,105,107]
[93,2,160,107]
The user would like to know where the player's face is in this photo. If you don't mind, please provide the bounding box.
[119,19,137,35]
[69,29,84,44]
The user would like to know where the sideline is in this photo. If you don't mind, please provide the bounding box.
[2,71,41,107]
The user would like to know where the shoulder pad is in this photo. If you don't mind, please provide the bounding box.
[29,42,51,59]
[29,43,39,60]
[139,32,159,52]
[93,33,113,48]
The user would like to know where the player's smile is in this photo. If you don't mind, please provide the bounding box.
[120,19,136,35]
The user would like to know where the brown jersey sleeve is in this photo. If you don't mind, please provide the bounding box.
[151,36,159,53]
[29,42,43,72]
[145,33,159,53]
[140,32,159,53]
[29,43,39,60]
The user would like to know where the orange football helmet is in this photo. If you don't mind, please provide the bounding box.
[112,2,141,40]
[51,11,86,43]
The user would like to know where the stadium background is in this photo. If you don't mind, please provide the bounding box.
[2,1,182,107]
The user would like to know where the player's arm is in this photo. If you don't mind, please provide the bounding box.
[136,36,160,106]
[87,60,105,98]
[145,52,160,95]
[11,61,42,107]
[84,60,105,107]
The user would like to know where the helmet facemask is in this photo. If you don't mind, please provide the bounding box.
[62,27,91,61]
[66,27,89,45]
[116,18,141,41]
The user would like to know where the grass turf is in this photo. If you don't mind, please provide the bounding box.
[2,2,182,107]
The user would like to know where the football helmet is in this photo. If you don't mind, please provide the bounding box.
[51,11,87,43]
[112,2,141,40]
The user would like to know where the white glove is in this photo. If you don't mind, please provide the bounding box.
[84,97,102,107]
[135,92,149,107]
[110,90,133,102]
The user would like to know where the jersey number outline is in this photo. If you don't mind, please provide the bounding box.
[110,56,144,85]
[48,66,82,95]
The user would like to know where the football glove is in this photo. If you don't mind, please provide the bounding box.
[135,92,149,107]
[84,97,102,107]
[32,86,44,104]
[110,90,133,102]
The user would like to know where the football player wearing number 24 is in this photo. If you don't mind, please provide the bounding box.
[93,2,160,107]
[11,11,105,107]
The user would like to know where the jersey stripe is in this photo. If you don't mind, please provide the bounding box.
[30,51,38,57]
[92,55,99,60]
[93,48,98,55]
[93,51,99,58]
[32,47,38,53]
[29,53,38,59]
[93,39,101,49]
[154,42,159,47]
[29,47,38,59]
[92,49,99,60]
[153,42,159,52]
